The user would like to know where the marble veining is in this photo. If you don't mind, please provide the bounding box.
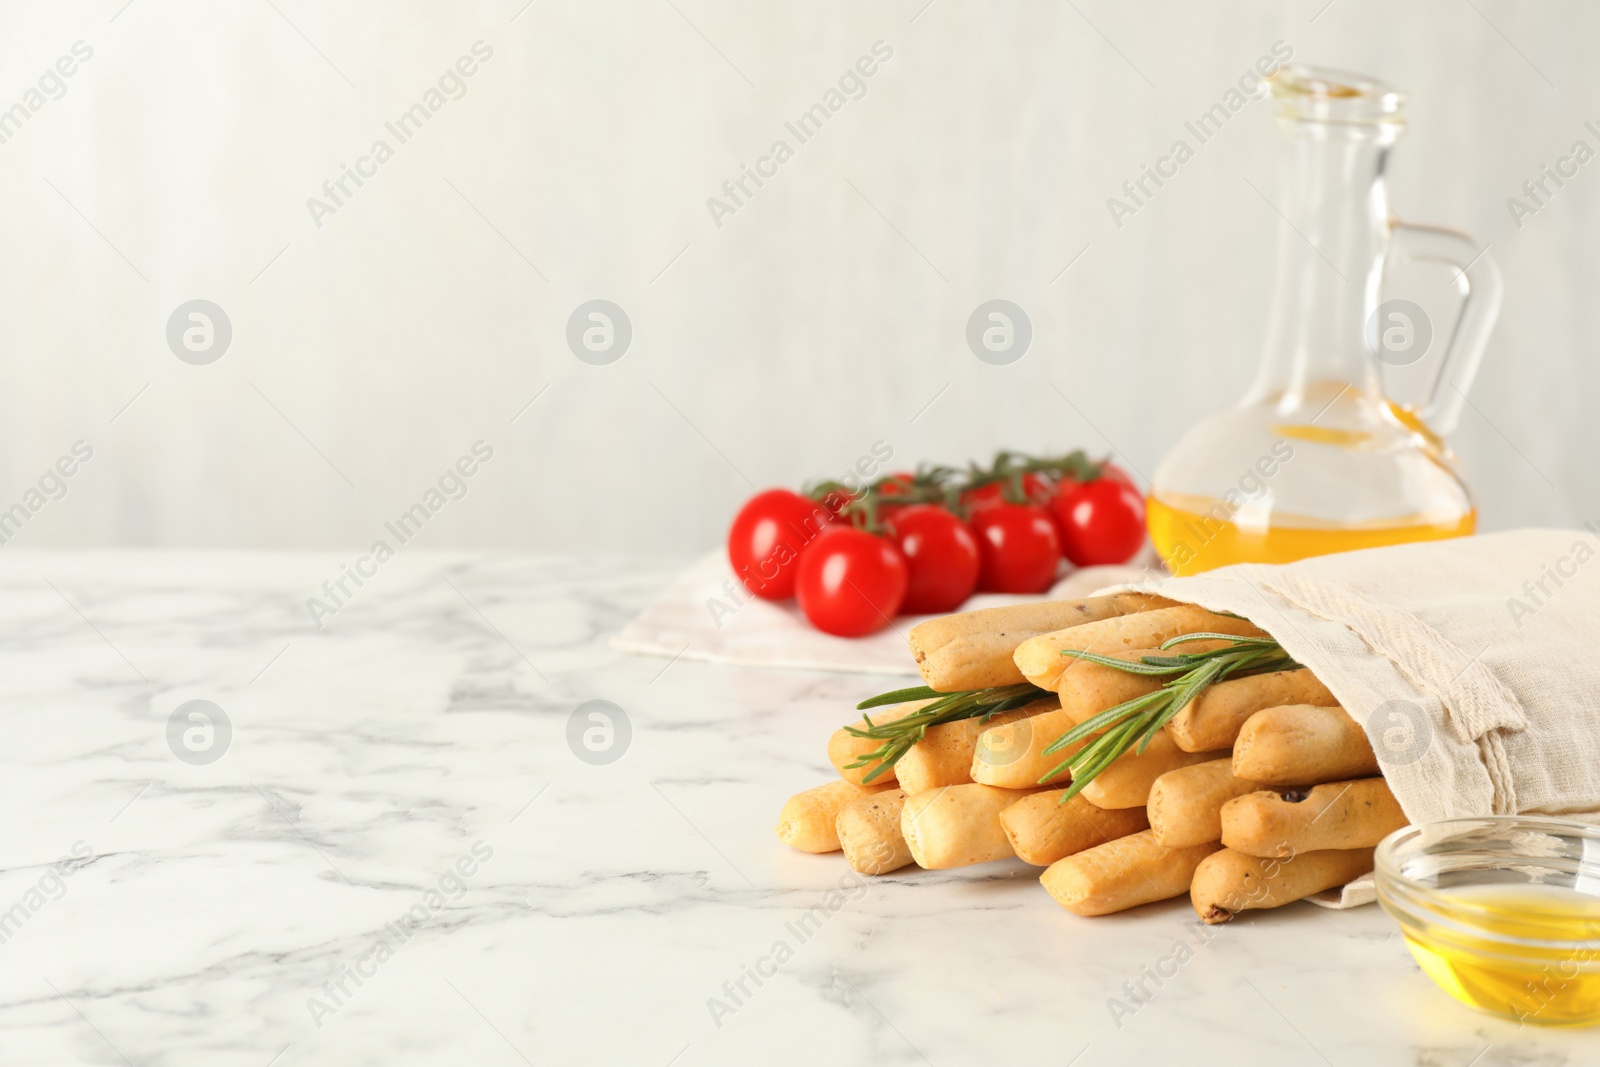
[0,551,1595,1066]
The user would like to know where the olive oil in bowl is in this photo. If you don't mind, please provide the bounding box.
[1399,884,1600,1025]
[1377,818,1600,1027]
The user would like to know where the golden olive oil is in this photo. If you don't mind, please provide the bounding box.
[1146,494,1476,577]
[1400,884,1600,1026]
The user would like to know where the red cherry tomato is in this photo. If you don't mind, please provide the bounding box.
[816,487,856,517]
[819,472,916,521]
[879,472,917,498]
[1045,464,1138,545]
[1027,473,1058,503]
[795,526,908,637]
[970,504,1061,593]
[1096,463,1137,489]
[962,473,1053,512]
[1053,479,1146,566]
[726,489,832,600]
[885,505,980,614]
[872,471,919,522]
[1054,464,1134,497]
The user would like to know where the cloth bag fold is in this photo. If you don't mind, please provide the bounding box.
[1125,528,1600,907]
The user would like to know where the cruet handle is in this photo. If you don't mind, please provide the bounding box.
[1381,222,1504,436]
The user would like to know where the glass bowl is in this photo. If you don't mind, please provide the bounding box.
[1376,815,1600,1025]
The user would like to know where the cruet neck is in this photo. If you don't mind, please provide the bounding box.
[1247,66,1407,420]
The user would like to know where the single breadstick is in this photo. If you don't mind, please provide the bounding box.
[1232,705,1379,786]
[1191,847,1375,924]
[828,702,925,785]
[970,706,1091,788]
[900,784,1042,868]
[1079,730,1223,809]
[1167,669,1337,753]
[775,779,893,853]
[836,789,915,874]
[1147,759,1260,848]
[1013,605,1267,691]
[999,789,1149,866]
[1041,830,1220,916]
[1056,648,1167,723]
[1221,779,1407,859]
[896,698,1056,794]
[909,593,1173,691]
[1056,642,1237,721]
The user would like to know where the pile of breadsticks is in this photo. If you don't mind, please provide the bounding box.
[774,594,1408,922]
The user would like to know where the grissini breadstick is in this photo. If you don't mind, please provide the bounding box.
[1191,846,1375,924]
[895,698,1056,794]
[775,779,894,853]
[828,702,924,785]
[999,789,1148,866]
[836,789,915,874]
[909,593,1173,692]
[970,706,1092,788]
[1013,606,1267,691]
[1166,669,1337,753]
[900,783,1043,869]
[1041,831,1220,916]
[1056,649,1167,724]
[909,598,1161,660]
[1056,643,1235,722]
[1231,704,1379,786]
[1147,759,1260,848]
[1221,779,1407,858]
[1078,730,1223,809]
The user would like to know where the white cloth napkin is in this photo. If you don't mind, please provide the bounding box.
[612,550,1155,676]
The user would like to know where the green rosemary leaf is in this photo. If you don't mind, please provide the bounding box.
[1059,648,1194,675]
[857,748,904,785]
[1135,654,1198,669]
[1043,689,1169,756]
[977,691,1044,722]
[1038,732,1109,794]
[857,685,942,710]
[1145,683,1204,737]
[1068,720,1139,778]
[1054,717,1147,802]
[1135,658,1223,753]
[1037,754,1074,788]
[1160,631,1280,649]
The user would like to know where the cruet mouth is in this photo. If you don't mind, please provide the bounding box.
[1270,63,1405,136]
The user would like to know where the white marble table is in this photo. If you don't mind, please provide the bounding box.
[5,551,1598,1066]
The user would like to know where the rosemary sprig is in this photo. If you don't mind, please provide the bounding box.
[1040,634,1298,803]
[845,682,1049,784]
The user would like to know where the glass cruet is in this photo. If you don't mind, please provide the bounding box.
[1147,65,1503,577]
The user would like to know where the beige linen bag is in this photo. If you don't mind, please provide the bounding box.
[1126,527,1600,907]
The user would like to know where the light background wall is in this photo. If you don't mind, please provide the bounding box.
[0,0,1592,552]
